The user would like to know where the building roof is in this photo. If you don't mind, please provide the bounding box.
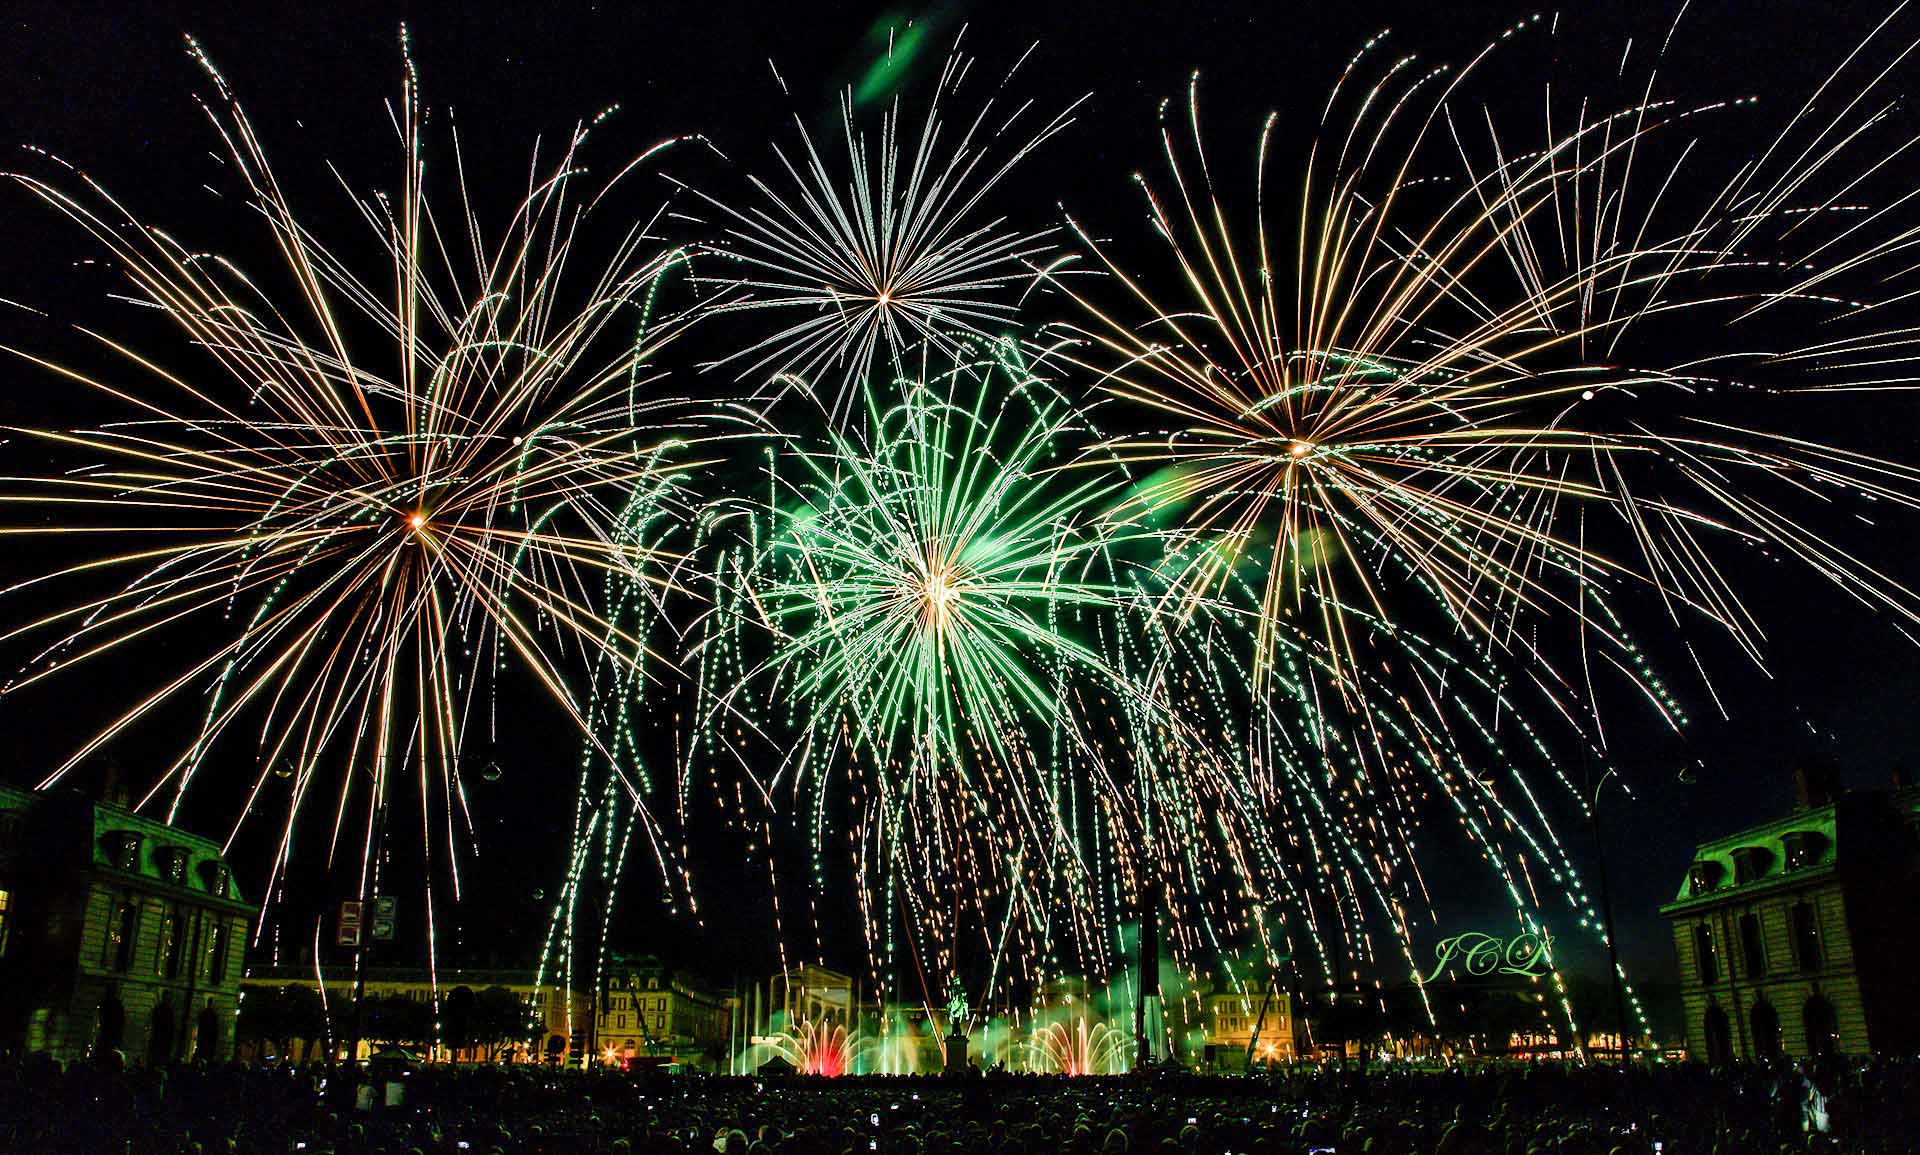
[1659,784,1920,916]
[0,784,255,912]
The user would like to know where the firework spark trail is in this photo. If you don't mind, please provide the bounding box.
[0,30,714,965]
[683,345,1149,994]
[9,11,1920,1066]
[684,37,1084,423]
[1048,15,1920,715]
[1010,10,1920,1039]
[647,337,1645,1048]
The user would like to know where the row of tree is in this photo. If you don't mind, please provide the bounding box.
[237,984,541,1061]
[1300,978,1667,1057]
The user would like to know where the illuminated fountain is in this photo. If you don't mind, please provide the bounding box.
[1027,1016,1132,1076]
[763,1018,858,1076]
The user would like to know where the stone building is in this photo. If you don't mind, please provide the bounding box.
[594,954,729,1067]
[1201,983,1294,1069]
[767,962,855,1027]
[1660,767,1920,1061]
[0,785,256,1064]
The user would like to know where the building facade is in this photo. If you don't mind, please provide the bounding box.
[595,954,729,1067]
[1202,986,1295,1069]
[767,963,855,1027]
[1660,768,1920,1061]
[0,785,257,1064]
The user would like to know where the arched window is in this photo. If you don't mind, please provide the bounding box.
[1751,999,1782,1059]
[194,1001,221,1061]
[1804,994,1838,1056]
[1731,846,1772,884]
[158,847,190,887]
[107,833,140,872]
[198,862,233,899]
[148,997,177,1066]
[1704,1004,1733,1065]
[96,987,126,1055]
[1782,831,1826,871]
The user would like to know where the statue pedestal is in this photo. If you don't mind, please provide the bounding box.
[943,1031,967,1076]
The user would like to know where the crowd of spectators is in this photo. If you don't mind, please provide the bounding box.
[4,1050,1917,1155]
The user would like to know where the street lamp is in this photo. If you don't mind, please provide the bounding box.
[267,749,506,1069]
[1585,747,1703,1068]
[1586,766,1630,1069]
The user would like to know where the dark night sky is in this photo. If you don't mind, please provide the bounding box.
[2,0,1918,1016]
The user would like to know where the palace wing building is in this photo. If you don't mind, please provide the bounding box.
[0,785,257,1064]
[1660,767,1920,1061]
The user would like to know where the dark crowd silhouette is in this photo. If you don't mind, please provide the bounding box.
[4,1052,1918,1155]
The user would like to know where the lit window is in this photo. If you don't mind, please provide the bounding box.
[1782,832,1824,871]
[0,888,10,956]
[1792,902,1821,972]
[1731,847,1771,885]
[1739,913,1767,979]
[205,919,229,983]
[1694,924,1719,984]
[107,898,137,971]
[155,907,181,978]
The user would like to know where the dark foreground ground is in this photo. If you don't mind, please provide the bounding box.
[4,1055,1917,1155]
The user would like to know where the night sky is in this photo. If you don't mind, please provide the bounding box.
[3,0,1918,1025]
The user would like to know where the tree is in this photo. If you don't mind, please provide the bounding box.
[443,986,478,1060]
[236,986,286,1056]
[281,984,327,1058]
[236,984,330,1061]
[358,994,432,1047]
[474,986,537,1062]
[1307,996,1386,1057]
[1555,976,1637,1055]
[1380,987,1436,1058]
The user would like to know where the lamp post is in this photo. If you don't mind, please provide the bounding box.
[1133,872,1161,1073]
[1584,747,1702,1068]
[287,749,502,1070]
[1586,767,1630,1069]
[346,794,387,1071]
[1242,952,1293,1071]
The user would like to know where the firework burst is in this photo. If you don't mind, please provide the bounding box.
[1022,11,1920,1050]
[686,39,1083,421]
[0,30,707,951]
[679,343,1158,979]
[1050,18,1920,711]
